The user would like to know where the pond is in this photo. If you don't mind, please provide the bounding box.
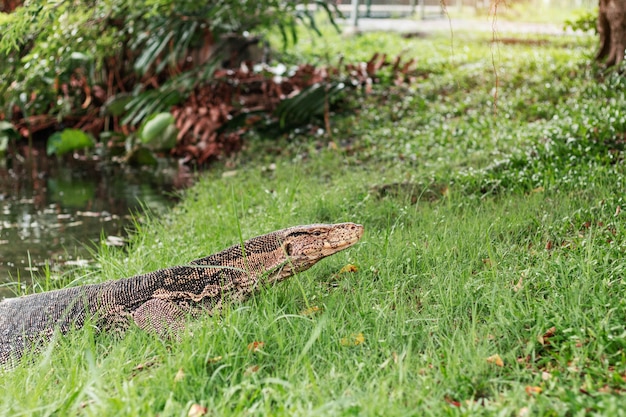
[0,151,184,299]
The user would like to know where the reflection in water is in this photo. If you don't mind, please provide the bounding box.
[0,150,182,299]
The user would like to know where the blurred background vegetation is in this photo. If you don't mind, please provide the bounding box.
[0,0,601,164]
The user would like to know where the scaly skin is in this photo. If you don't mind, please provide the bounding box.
[0,223,363,364]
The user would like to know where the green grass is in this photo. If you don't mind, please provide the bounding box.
[3,26,626,416]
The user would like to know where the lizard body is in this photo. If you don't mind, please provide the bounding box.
[0,223,363,364]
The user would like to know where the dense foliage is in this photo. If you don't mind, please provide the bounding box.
[0,0,337,159]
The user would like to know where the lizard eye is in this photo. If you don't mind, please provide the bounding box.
[313,231,322,236]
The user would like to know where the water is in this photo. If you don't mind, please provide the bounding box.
[0,151,183,299]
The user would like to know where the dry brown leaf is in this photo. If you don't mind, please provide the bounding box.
[444,396,461,407]
[177,118,195,140]
[486,354,504,367]
[525,386,542,395]
[517,355,530,365]
[537,326,556,345]
[247,341,265,352]
[188,404,208,417]
[543,326,556,337]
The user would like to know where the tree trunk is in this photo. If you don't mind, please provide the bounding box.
[596,0,626,67]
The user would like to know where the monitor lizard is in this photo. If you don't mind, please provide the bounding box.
[0,222,363,365]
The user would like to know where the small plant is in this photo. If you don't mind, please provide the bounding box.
[46,129,95,156]
[564,9,598,33]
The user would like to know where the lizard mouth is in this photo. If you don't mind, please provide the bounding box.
[341,224,364,247]
[325,223,364,253]
[339,222,364,242]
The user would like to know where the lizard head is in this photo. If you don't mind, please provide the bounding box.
[272,222,364,281]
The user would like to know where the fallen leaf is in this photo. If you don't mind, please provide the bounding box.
[300,306,322,316]
[518,406,530,417]
[188,403,208,417]
[174,368,185,382]
[207,355,222,364]
[247,341,265,352]
[525,386,542,395]
[513,275,523,292]
[340,333,365,346]
[616,205,621,216]
[541,371,551,380]
[444,396,461,407]
[339,264,359,274]
[486,354,504,367]
[543,326,556,338]
[532,186,544,193]
[537,326,556,345]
